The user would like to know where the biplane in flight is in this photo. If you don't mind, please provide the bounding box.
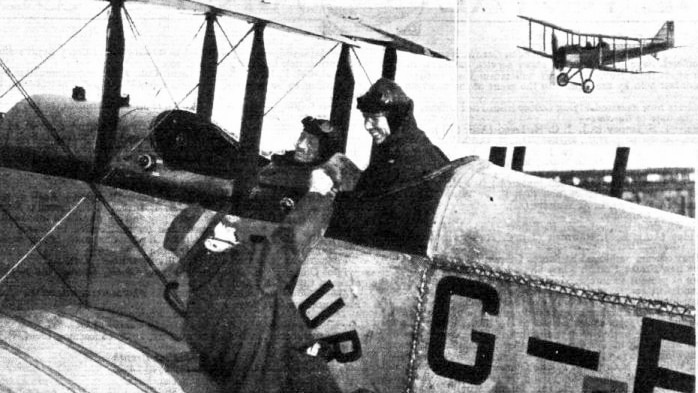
[0,1,694,392]
[518,15,676,93]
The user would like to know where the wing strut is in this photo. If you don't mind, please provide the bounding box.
[196,12,218,122]
[610,147,630,199]
[528,20,532,48]
[94,0,125,177]
[330,44,355,154]
[236,23,268,202]
[382,47,397,80]
[612,39,616,69]
[625,40,628,70]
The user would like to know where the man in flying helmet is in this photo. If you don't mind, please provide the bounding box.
[326,78,450,254]
[354,78,448,194]
[249,116,358,220]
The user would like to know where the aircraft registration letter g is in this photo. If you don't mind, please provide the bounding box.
[428,276,499,384]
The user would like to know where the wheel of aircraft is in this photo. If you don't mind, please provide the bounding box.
[582,79,595,94]
[556,73,569,87]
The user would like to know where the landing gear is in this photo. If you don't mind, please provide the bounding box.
[555,68,596,93]
[582,79,595,94]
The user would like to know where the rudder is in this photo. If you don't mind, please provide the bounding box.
[654,21,674,47]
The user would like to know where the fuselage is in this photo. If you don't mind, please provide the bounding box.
[554,39,671,70]
[0,95,694,392]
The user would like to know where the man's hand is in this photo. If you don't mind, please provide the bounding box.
[309,169,335,196]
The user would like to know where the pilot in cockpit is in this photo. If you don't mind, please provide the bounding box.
[280,116,340,166]
[247,116,359,220]
[325,78,449,254]
[259,116,341,182]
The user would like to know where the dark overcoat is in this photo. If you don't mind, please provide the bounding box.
[184,192,341,393]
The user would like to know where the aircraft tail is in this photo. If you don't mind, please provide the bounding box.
[654,21,674,47]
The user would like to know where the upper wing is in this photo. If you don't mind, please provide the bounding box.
[127,0,355,45]
[328,7,455,60]
[349,23,450,60]
[517,15,649,42]
[131,1,454,60]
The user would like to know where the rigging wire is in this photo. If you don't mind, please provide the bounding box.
[187,18,207,52]
[214,18,246,68]
[0,204,89,305]
[175,26,254,111]
[264,43,340,117]
[90,23,253,186]
[145,17,206,104]
[0,56,178,305]
[350,47,372,85]
[120,25,255,159]
[0,198,87,286]
[0,4,110,101]
[216,26,254,68]
[441,122,454,139]
[122,5,179,109]
[85,197,100,307]
[0,10,247,312]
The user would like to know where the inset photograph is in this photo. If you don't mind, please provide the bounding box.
[466,0,698,134]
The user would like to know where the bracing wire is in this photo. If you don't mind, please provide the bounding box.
[0,56,179,305]
[0,5,111,302]
[264,43,340,117]
[121,25,254,159]
[145,17,205,104]
[0,10,243,310]
[350,47,372,85]
[214,18,246,68]
[0,204,88,305]
[188,18,207,51]
[216,26,254,67]
[0,4,110,101]
[0,198,87,286]
[441,122,454,139]
[122,5,179,109]
[175,26,254,111]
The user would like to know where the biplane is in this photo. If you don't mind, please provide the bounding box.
[518,15,676,93]
[0,1,694,392]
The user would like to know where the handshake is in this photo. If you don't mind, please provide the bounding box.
[309,153,361,196]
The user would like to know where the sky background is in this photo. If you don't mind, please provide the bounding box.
[0,0,695,171]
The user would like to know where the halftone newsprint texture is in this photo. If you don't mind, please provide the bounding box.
[0,0,694,392]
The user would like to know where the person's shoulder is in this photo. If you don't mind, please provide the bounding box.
[395,136,438,154]
[393,136,448,165]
